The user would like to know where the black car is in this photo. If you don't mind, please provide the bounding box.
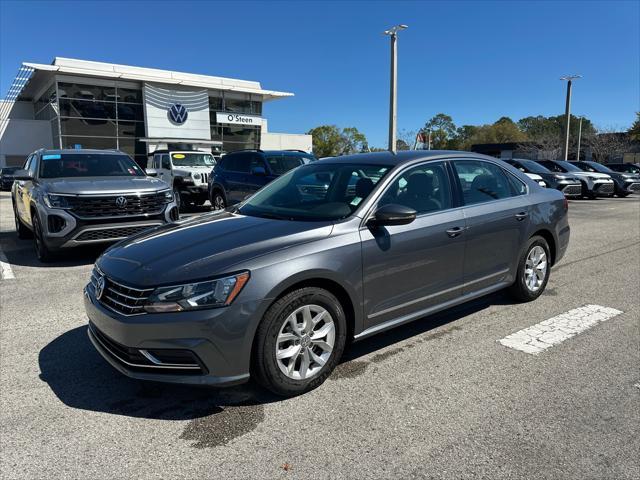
[0,167,19,191]
[208,150,316,210]
[606,163,640,175]
[502,159,583,197]
[571,161,640,197]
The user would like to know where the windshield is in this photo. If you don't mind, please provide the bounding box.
[583,162,613,174]
[39,153,145,178]
[238,163,391,221]
[171,153,215,167]
[516,160,551,174]
[265,155,307,175]
[554,160,582,172]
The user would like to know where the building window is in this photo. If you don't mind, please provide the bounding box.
[49,80,146,166]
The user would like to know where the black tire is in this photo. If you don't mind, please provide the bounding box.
[210,189,226,211]
[32,213,55,263]
[508,236,551,302]
[13,203,32,239]
[617,192,630,198]
[173,187,182,210]
[252,287,347,397]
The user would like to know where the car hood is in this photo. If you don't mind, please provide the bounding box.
[539,173,580,183]
[97,211,334,287]
[42,176,170,195]
[569,171,612,180]
[525,173,543,181]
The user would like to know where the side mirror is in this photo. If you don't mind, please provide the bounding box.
[251,166,266,177]
[367,204,417,227]
[11,169,32,181]
[146,168,158,177]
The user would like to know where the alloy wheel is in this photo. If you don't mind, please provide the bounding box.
[213,194,225,210]
[275,304,335,380]
[524,245,547,292]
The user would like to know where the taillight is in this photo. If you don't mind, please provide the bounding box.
[563,197,569,211]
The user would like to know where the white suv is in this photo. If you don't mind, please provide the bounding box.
[147,150,216,209]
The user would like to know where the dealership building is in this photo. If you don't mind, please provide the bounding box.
[0,57,312,168]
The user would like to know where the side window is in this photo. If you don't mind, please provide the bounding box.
[379,162,452,214]
[230,153,251,173]
[506,173,527,195]
[27,156,38,177]
[23,155,33,170]
[250,154,266,172]
[453,160,514,205]
[161,154,171,170]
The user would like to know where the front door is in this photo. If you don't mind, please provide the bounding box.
[360,161,466,329]
[451,159,531,293]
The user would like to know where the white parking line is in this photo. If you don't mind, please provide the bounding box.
[499,304,623,355]
[0,246,15,280]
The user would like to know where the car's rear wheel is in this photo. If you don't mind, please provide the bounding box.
[253,287,347,397]
[13,204,31,239]
[508,236,550,302]
[173,187,182,210]
[32,214,54,263]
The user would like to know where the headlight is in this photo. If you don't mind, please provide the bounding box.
[43,194,71,209]
[588,176,598,181]
[161,189,173,203]
[539,181,547,188]
[192,172,202,180]
[144,271,250,313]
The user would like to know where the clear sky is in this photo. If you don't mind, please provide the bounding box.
[1,0,638,147]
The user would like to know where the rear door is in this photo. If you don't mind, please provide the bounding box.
[224,153,252,203]
[360,160,466,329]
[451,159,530,294]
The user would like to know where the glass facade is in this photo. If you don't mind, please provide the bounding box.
[209,92,262,152]
[40,80,148,167]
[36,78,264,163]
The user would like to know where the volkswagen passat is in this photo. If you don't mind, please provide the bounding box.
[85,151,570,397]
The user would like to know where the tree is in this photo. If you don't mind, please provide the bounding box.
[395,139,410,151]
[587,128,633,163]
[307,125,369,157]
[629,112,640,142]
[450,125,479,150]
[423,113,456,149]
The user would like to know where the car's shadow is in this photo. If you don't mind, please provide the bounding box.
[38,290,516,421]
[0,231,104,268]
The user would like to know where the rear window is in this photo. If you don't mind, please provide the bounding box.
[266,155,306,175]
[39,153,145,178]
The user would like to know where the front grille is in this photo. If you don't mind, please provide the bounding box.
[89,323,204,374]
[201,172,209,185]
[90,267,153,316]
[561,184,582,196]
[595,183,614,194]
[76,225,155,242]
[627,182,640,192]
[67,192,167,219]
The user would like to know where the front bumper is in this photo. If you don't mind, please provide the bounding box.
[592,181,615,196]
[83,282,256,386]
[557,182,582,197]
[38,200,178,249]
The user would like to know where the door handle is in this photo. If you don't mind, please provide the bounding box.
[446,226,464,238]
[515,212,529,221]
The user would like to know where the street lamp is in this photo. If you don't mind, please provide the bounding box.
[384,24,408,152]
[560,75,581,160]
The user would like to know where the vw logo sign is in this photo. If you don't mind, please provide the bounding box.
[115,196,128,209]
[95,275,105,300]
[168,103,188,124]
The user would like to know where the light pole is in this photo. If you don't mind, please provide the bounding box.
[576,115,583,161]
[384,24,408,152]
[560,75,581,160]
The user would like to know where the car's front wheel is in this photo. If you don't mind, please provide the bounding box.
[253,287,347,397]
[508,236,550,302]
[32,213,54,262]
[211,190,226,211]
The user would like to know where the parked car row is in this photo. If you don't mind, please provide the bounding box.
[503,159,640,199]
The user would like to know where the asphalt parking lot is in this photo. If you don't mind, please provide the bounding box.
[0,191,638,479]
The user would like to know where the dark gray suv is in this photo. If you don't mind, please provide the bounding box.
[85,151,570,396]
[12,149,178,261]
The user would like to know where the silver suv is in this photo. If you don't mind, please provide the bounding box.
[11,149,178,262]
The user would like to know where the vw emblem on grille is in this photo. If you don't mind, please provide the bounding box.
[115,196,128,209]
[168,103,188,124]
[95,275,105,300]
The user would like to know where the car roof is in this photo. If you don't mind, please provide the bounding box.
[314,150,498,166]
[37,148,123,156]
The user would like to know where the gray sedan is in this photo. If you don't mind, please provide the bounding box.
[85,151,570,397]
